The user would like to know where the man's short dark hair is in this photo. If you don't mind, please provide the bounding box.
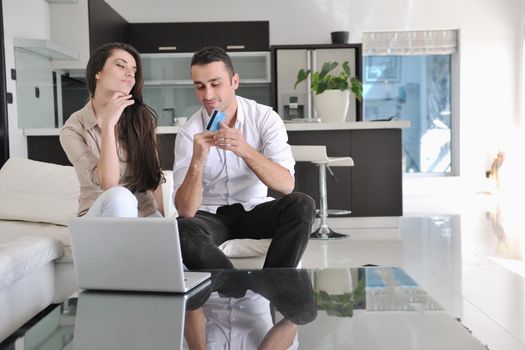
[191,46,235,78]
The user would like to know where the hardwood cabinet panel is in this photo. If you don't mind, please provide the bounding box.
[88,0,128,53]
[203,21,269,51]
[129,21,269,53]
[128,23,203,53]
[287,129,402,217]
[349,129,402,216]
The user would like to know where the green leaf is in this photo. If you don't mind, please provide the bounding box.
[350,77,363,101]
[319,62,338,79]
[342,61,350,76]
[295,60,362,98]
[317,81,328,94]
[294,69,311,89]
[314,277,366,318]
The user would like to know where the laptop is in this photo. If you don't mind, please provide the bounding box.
[73,289,204,350]
[69,217,211,293]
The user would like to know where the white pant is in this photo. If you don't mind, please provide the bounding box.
[85,186,161,218]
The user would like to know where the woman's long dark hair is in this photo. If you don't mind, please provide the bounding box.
[86,42,163,193]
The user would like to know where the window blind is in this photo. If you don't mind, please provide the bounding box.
[363,30,458,56]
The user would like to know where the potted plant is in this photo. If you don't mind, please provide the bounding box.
[294,61,363,122]
[315,277,365,317]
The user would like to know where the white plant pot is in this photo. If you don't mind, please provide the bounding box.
[313,89,350,123]
[315,268,354,295]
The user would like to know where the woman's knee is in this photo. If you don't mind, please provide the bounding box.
[105,186,136,203]
[100,186,137,217]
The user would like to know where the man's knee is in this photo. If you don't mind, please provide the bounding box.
[177,218,207,248]
[177,217,233,269]
[177,218,218,255]
[283,192,316,219]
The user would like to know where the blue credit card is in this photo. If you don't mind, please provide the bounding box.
[206,110,225,131]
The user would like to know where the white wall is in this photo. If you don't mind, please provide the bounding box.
[3,0,51,158]
[105,0,525,186]
[3,0,523,187]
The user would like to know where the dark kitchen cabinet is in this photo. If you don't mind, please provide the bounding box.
[88,0,128,54]
[128,21,269,53]
[203,21,269,51]
[128,23,203,53]
[287,128,403,217]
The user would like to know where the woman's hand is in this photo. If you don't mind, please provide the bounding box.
[95,92,134,189]
[98,92,135,130]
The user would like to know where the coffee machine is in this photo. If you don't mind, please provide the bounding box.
[283,96,304,120]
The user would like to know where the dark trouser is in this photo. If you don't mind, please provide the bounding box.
[187,269,318,325]
[177,192,315,269]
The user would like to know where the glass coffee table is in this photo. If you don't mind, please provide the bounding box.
[1,267,486,350]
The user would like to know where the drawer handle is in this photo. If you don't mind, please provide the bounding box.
[226,45,245,50]
[158,46,177,51]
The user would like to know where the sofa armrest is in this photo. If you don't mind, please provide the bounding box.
[161,170,177,218]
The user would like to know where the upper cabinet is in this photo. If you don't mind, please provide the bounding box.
[202,21,269,52]
[128,21,269,54]
[128,23,203,53]
[50,0,268,67]
[141,52,271,125]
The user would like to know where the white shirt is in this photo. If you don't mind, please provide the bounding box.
[173,96,295,213]
[182,291,298,350]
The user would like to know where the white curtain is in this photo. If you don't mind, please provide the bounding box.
[363,30,458,56]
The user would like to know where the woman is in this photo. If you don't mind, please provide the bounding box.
[60,42,164,218]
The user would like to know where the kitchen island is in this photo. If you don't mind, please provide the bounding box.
[25,120,409,218]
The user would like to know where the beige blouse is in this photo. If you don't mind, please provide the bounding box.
[59,101,158,217]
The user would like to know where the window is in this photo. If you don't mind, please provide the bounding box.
[363,30,458,174]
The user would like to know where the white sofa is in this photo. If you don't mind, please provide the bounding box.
[0,158,270,342]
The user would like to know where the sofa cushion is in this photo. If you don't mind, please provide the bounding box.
[219,238,272,258]
[0,158,79,226]
[161,170,177,218]
[0,221,72,263]
[0,231,63,290]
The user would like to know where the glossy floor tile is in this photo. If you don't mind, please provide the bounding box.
[302,191,525,350]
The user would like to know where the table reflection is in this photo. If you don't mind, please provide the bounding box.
[52,268,484,350]
[184,269,318,350]
[73,269,318,350]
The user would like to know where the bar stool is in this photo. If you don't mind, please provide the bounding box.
[291,145,354,240]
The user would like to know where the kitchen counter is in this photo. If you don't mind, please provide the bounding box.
[25,120,409,218]
[23,120,410,136]
[283,120,410,131]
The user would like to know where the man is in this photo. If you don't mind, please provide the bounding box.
[173,46,315,269]
[184,269,317,349]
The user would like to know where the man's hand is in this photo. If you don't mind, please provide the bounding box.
[210,122,294,195]
[212,122,252,158]
[192,130,216,164]
[175,130,215,218]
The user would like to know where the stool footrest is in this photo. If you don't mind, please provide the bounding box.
[315,209,352,216]
[327,209,352,216]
